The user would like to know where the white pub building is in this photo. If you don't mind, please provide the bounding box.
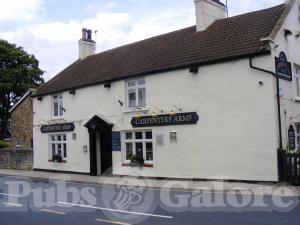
[33,0,300,182]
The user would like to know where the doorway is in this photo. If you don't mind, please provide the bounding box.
[85,115,113,176]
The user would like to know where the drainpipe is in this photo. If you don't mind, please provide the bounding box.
[249,57,283,149]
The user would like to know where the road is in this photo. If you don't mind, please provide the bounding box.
[0,175,299,225]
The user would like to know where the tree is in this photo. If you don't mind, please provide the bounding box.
[0,39,44,139]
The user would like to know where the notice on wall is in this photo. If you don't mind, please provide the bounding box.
[288,125,296,150]
[112,132,121,152]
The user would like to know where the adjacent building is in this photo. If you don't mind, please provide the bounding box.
[9,89,35,149]
[32,0,300,181]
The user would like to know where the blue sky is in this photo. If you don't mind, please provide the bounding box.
[0,0,284,81]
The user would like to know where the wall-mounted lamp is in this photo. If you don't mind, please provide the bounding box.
[258,81,264,86]
[170,110,176,116]
[173,105,183,112]
[104,83,111,88]
[155,107,164,114]
[271,43,279,49]
[135,112,141,118]
[189,66,199,74]
[152,112,157,117]
[118,100,124,106]
[37,97,43,101]
[69,89,76,95]
[62,107,67,112]
[284,29,293,37]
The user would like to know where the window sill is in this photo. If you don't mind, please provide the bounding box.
[48,160,67,163]
[50,117,65,121]
[123,108,149,114]
[122,163,153,168]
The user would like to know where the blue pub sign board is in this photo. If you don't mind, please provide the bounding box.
[275,51,292,81]
[131,112,199,128]
[112,132,121,152]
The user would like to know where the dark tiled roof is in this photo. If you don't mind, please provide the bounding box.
[35,4,286,96]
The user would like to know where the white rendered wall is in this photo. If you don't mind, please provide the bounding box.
[33,56,279,181]
[271,1,300,148]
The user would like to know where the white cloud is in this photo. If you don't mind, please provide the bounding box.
[0,0,285,81]
[0,0,44,23]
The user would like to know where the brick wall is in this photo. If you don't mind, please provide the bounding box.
[11,96,33,149]
[0,149,33,170]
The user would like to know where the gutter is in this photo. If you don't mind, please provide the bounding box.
[249,57,283,149]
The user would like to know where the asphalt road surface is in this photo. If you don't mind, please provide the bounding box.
[0,175,299,225]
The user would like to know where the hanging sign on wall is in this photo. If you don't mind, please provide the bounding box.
[288,125,296,150]
[112,132,121,152]
[275,51,292,81]
[41,123,75,133]
[131,112,199,128]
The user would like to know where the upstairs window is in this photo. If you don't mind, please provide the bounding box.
[52,94,63,117]
[127,78,146,109]
[295,65,300,98]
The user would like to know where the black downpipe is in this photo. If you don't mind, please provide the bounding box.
[249,57,283,149]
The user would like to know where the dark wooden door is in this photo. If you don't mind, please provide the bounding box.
[100,130,112,174]
[89,132,97,176]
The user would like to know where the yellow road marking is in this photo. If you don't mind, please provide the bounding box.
[95,218,131,225]
[40,209,66,215]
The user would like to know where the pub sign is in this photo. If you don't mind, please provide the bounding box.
[288,125,296,150]
[41,123,75,133]
[275,52,292,81]
[131,112,199,128]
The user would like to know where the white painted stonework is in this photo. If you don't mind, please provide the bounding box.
[33,1,300,182]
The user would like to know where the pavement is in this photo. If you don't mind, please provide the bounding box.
[0,169,299,197]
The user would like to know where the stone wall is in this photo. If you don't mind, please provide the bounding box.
[0,149,33,170]
[11,95,33,149]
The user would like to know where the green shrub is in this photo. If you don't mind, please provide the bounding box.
[0,140,10,149]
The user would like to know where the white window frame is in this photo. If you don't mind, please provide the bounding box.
[52,94,64,118]
[295,65,300,100]
[126,78,146,109]
[122,130,153,164]
[49,133,67,160]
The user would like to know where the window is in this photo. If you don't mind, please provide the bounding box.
[49,134,67,160]
[295,65,300,98]
[52,94,63,117]
[123,131,153,163]
[126,78,146,109]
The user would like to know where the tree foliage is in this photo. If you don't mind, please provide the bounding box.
[0,39,44,139]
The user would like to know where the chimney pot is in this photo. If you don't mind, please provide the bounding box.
[82,28,87,40]
[79,28,96,59]
[87,29,92,40]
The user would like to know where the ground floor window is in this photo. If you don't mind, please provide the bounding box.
[123,130,153,163]
[49,134,67,160]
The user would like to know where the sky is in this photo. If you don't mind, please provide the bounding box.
[0,0,284,81]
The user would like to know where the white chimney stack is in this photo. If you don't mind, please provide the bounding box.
[79,28,96,59]
[194,0,226,32]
